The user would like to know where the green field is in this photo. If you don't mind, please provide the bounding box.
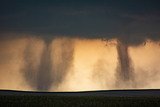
[0,90,160,107]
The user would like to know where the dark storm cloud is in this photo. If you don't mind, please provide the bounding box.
[0,0,160,45]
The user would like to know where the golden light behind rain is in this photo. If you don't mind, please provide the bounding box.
[0,36,160,91]
[130,40,160,89]
[55,39,117,91]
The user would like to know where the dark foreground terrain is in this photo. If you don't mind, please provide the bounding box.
[0,89,160,107]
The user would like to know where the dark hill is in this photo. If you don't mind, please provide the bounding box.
[0,89,160,107]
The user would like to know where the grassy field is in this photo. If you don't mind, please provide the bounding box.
[0,90,160,107]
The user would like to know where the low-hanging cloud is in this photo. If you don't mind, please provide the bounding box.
[51,37,74,90]
[23,37,53,91]
[115,40,136,88]
[22,36,74,91]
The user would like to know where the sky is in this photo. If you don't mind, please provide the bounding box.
[0,0,160,42]
[0,0,160,91]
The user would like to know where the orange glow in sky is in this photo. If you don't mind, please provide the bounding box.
[0,37,160,91]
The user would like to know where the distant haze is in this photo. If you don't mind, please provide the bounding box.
[0,35,160,91]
